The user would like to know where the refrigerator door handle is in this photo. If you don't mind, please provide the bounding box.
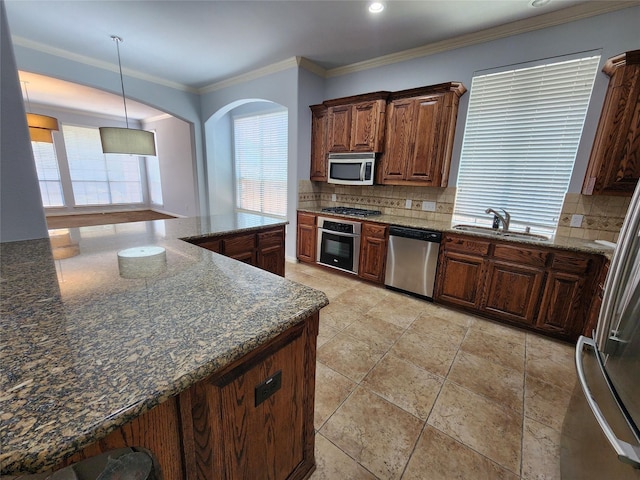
[576,336,640,468]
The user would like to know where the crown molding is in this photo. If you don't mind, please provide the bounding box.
[199,57,302,94]
[297,57,327,78]
[11,35,198,93]
[326,1,639,78]
[143,113,174,123]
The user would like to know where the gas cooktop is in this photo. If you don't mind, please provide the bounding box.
[321,206,382,217]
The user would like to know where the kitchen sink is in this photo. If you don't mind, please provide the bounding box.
[452,225,550,241]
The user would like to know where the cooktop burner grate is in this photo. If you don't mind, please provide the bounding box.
[321,206,382,217]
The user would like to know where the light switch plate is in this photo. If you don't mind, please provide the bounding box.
[570,214,584,227]
[422,201,436,212]
[405,199,412,209]
[331,193,337,202]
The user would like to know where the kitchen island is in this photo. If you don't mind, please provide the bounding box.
[0,213,329,478]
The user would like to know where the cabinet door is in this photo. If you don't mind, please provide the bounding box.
[482,260,545,325]
[405,95,445,184]
[536,271,586,337]
[350,100,385,152]
[257,227,285,276]
[310,105,328,181]
[358,223,388,284]
[434,251,485,309]
[583,52,640,195]
[327,105,352,152]
[296,213,317,263]
[223,233,256,265]
[381,98,415,182]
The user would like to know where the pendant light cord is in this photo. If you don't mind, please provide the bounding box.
[111,35,130,129]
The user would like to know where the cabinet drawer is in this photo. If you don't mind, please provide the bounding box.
[551,252,591,274]
[298,212,316,226]
[362,222,387,239]
[493,244,548,267]
[443,234,490,256]
[223,233,256,255]
[258,227,284,247]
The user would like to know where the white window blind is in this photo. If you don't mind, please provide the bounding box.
[454,55,600,235]
[233,110,288,217]
[63,125,143,205]
[146,156,163,206]
[31,140,64,207]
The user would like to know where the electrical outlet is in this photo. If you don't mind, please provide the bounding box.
[570,214,584,227]
[331,193,337,202]
[422,201,436,212]
[405,199,412,209]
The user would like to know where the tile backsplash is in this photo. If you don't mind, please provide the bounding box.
[299,180,632,241]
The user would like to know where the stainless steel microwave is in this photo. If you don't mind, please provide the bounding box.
[327,153,375,185]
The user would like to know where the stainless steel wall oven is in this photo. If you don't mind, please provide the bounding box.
[316,217,361,274]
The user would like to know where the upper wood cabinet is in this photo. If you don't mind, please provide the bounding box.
[310,104,329,181]
[379,83,466,187]
[325,92,390,153]
[583,50,640,196]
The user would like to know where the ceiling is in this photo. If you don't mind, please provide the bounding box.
[5,0,637,119]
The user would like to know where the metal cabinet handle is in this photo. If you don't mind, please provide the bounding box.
[575,336,640,468]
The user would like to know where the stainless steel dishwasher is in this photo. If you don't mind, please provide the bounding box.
[384,226,442,299]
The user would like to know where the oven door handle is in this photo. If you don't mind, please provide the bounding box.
[318,228,360,238]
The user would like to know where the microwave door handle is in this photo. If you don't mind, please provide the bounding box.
[360,162,365,181]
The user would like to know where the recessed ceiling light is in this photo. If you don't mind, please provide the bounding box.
[530,0,551,7]
[369,2,385,13]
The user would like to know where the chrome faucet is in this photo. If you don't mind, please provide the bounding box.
[486,208,510,231]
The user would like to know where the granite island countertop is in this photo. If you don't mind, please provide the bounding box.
[0,213,329,474]
[300,208,616,258]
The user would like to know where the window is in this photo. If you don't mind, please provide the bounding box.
[233,109,288,217]
[454,55,601,235]
[63,125,143,205]
[31,140,64,207]
[146,156,163,206]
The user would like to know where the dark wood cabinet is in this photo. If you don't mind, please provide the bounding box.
[434,233,604,341]
[63,313,320,480]
[296,212,317,264]
[358,222,388,284]
[188,225,285,277]
[583,50,640,196]
[325,92,389,153]
[310,105,329,181]
[379,83,466,187]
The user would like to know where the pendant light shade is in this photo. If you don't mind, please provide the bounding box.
[99,127,156,155]
[23,84,59,144]
[99,35,156,156]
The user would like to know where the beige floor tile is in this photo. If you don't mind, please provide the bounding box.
[408,313,468,347]
[425,303,478,329]
[320,387,423,480]
[521,417,562,480]
[428,381,522,474]
[524,375,573,432]
[315,363,357,428]
[343,315,406,354]
[331,287,388,314]
[317,321,339,347]
[469,317,527,345]
[448,351,524,412]
[310,434,378,480]
[317,332,385,382]
[362,353,443,420]
[461,328,525,373]
[367,293,427,328]
[390,330,459,377]
[525,339,576,392]
[320,305,363,331]
[402,426,520,480]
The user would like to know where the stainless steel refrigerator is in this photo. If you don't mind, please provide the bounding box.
[561,182,640,478]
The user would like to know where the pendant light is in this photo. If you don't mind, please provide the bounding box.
[99,35,156,156]
[22,81,59,143]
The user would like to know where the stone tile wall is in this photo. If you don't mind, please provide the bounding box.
[299,181,632,241]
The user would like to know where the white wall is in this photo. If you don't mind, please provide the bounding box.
[0,2,48,242]
[142,115,198,217]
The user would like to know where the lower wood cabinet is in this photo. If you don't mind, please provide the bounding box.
[188,226,285,277]
[59,313,320,480]
[434,233,604,341]
[296,212,317,264]
[358,222,388,284]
